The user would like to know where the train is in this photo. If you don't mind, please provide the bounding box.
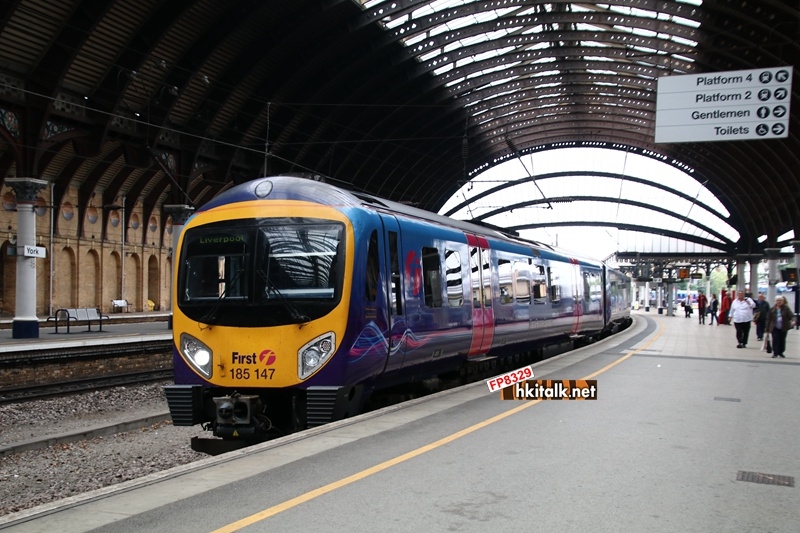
[164,175,632,454]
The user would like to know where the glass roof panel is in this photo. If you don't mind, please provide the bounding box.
[353,1,712,257]
[439,147,738,258]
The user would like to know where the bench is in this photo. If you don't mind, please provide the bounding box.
[45,307,109,333]
[111,299,133,312]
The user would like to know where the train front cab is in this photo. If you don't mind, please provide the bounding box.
[164,198,361,453]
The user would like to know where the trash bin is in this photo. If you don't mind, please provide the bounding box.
[147,299,155,311]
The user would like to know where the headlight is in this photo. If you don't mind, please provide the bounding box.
[298,332,336,379]
[180,333,213,378]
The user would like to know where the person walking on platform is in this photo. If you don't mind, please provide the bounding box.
[719,289,731,325]
[766,296,795,358]
[708,294,718,325]
[753,293,769,341]
[730,290,755,348]
[697,290,708,324]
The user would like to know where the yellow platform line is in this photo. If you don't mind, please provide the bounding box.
[212,317,664,533]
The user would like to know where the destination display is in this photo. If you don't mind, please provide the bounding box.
[655,66,792,143]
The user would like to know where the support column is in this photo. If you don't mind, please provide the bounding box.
[163,204,195,329]
[7,178,48,339]
[735,256,746,293]
[644,281,650,312]
[764,248,781,304]
[748,256,760,296]
[792,240,800,326]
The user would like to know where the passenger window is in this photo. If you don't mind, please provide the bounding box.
[513,261,530,304]
[481,249,492,307]
[547,266,561,303]
[389,232,401,316]
[584,272,591,303]
[422,247,443,308]
[498,259,512,305]
[445,249,463,307]
[532,264,547,301]
[365,231,379,303]
[470,247,481,307]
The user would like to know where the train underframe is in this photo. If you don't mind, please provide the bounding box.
[165,318,632,455]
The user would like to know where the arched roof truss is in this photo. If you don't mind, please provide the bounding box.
[0,0,794,256]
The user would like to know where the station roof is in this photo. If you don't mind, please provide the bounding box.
[0,0,796,257]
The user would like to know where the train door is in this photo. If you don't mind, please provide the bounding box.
[466,234,494,358]
[379,214,407,372]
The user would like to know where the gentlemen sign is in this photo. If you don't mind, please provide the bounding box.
[655,66,792,143]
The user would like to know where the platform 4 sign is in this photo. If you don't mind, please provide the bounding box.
[655,66,792,143]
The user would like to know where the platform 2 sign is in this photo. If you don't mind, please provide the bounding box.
[655,66,792,143]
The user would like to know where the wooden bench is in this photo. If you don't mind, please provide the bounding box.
[45,307,109,333]
[111,299,133,312]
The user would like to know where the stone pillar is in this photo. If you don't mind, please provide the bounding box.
[7,178,48,338]
[764,248,781,304]
[792,240,800,325]
[163,204,195,329]
[644,281,650,311]
[735,256,746,293]
[748,256,760,296]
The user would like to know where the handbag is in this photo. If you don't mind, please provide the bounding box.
[763,333,772,354]
[752,311,760,322]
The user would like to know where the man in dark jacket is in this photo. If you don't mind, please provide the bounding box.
[696,291,708,324]
[753,293,769,341]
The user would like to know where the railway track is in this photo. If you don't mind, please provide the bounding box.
[0,369,174,404]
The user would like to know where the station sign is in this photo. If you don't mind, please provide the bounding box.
[678,268,690,279]
[655,66,792,143]
[690,273,704,280]
[21,245,46,258]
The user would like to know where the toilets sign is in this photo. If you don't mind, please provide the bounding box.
[655,66,792,143]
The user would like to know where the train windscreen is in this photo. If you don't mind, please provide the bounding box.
[178,218,344,327]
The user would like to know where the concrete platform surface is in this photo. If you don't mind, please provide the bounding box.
[0,310,797,532]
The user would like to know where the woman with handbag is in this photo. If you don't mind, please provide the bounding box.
[765,296,796,358]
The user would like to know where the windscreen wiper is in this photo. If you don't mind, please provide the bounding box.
[256,268,310,326]
[199,267,245,326]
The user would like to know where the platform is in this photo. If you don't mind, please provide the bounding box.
[0,313,172,354]
[0,310,797,532]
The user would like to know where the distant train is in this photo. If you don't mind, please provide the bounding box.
[164,175,632,453]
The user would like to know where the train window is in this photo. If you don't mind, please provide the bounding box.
[470,247,481,307]
[584,272,591,303]
[389,232,402,316]
[498,259,513,305]
[445,249,463,307]
[481,249,492,307]
[547,266,561,303]
[365,231,379,303]
[257,224,341,300]
[422,247,443,308]
[513,261,531,304]
[532,264,547,302]
[183,229,249,302]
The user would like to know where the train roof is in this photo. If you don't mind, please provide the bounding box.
[197,175,609,267]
